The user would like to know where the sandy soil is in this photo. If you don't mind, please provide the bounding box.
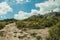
[0,23,49,40]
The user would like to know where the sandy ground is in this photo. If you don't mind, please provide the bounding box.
[0,23,49,40]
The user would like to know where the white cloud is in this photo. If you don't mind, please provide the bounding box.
[0,16,6,19]
[14,9,40,20]
[31,9,39,15]
[14,11,32,20]
[53,8,60,12]
[14,0,60,20]
[35,0,60,14]
[0,2,12,15]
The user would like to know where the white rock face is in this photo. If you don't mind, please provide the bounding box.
[0,23,49,40]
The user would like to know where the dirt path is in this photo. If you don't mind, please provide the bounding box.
[0,23,49,40]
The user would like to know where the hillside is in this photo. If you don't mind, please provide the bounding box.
[0,12,60,40]
[16,12,60,29]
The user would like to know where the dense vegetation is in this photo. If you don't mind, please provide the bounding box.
[46,22,60,40]
[0,19,17,29]
[0,22,7,29]
[16,12,60,29]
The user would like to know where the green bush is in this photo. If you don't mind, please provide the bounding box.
[36,36,42,40]
[0,22,7,30]
[16,21,26,29]
[47,22,60,40]
[31,33,37,37]
[16,16,60,29]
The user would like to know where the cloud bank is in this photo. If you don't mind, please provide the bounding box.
[14,11,32,20]
[14,0,60,20]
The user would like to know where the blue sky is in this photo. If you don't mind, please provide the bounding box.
[0,0,60,20]
[0,0,46,20]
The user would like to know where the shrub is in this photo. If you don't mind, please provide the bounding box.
[0,31,6,37]
[16,21,26,29]
[36,36,42,40]
[47,22,60,40]
[31,33,37,37]
[0,22,7,30]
